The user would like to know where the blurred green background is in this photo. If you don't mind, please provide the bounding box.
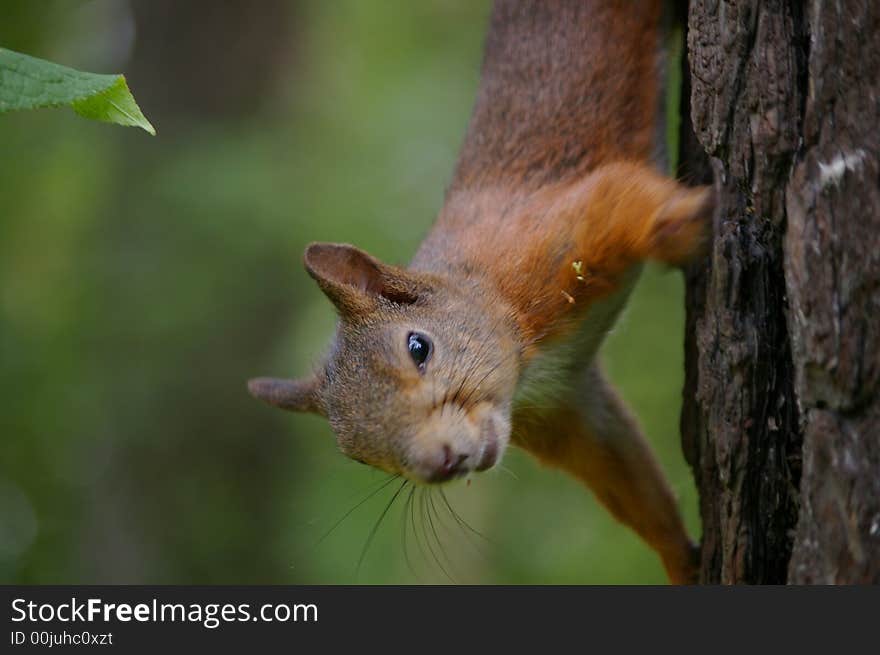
[0,0,697,584]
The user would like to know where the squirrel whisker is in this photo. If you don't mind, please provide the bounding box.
[355,479,408,580]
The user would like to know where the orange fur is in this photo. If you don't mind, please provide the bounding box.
[420,162,714,351]
[513,365,699,584]
[250,1,715,583]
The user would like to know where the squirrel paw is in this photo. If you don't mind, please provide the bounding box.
[664,540,701,585]
[651,186,717,266]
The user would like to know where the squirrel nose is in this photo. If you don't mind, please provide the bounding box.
[429,444,469,482]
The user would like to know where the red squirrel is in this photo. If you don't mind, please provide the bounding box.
[249,0,714,584]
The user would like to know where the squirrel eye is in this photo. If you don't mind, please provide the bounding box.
[407,332,432,371]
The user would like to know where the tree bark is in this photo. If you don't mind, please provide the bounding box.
[680,0,880,584]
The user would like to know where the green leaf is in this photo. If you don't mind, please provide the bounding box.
[0,48,155,135]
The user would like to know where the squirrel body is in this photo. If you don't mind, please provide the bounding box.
[249,0,714,583]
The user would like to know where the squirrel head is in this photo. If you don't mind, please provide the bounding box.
[249,243,520,483]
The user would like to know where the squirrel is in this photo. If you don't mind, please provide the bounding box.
[248,0,715,584]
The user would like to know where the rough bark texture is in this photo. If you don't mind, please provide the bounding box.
[680,1,880,584]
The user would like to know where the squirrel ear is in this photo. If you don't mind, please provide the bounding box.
[303,242,425,315]
[247,376,326,416]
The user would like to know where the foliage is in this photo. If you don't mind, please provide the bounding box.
[0,48,154,134]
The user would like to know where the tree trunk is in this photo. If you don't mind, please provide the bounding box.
[679,0,880,584]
